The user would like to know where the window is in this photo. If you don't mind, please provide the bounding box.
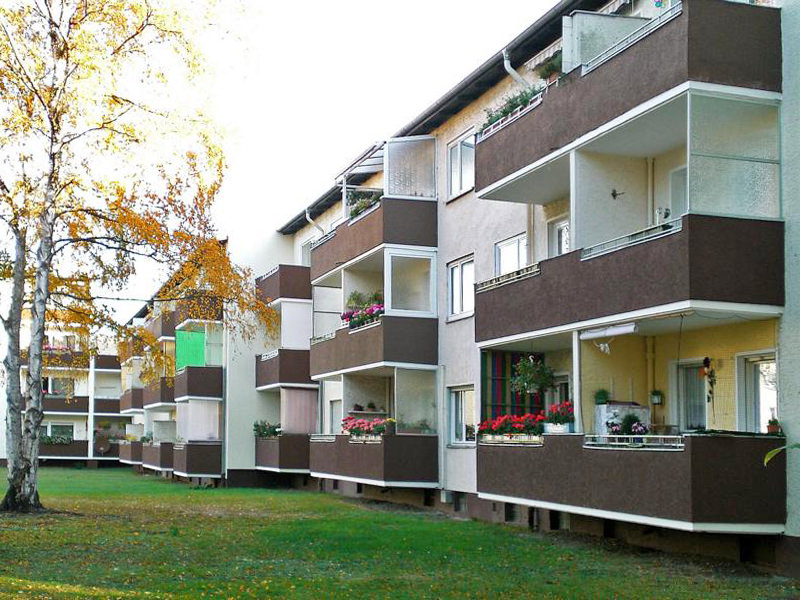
[738,353,777,433]
[300,239,314,267]
[450,387,476,444]
[669,166,688,219]
[678,363,706,430]
[544,376,570,411]
[448,132,476,199]
[448,257,474,317]
[49,377,73,396]
[495,233,528,276]
[548,217,570,258]
[49,423,74,439]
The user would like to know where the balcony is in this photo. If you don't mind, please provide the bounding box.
[255,435,310,473]
[477,434,785,533]
[39,440,89,459]
[94,398,121,414]
[174,298,223,328]
[255,350,313,390]
[475,0,781,192]
[95,354,120,370]
[145,311,176,340]
[310,317,437,378]
[256,265,312,302]
[143,378,174,409]
[142,442,174,472]
[475,215,783,343]
[172,441,222,478]
[120,388,144,413]
[119,441,142,464]
[174,366,223,402]
[309,434,438,488]
[309,198,437,281]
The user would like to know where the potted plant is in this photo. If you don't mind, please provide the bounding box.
[594,389,610,405]
[510,356,556,402]
[253,421,281,438]
[767,418,781,434]
[480,85,543,133]
[543,401,574,434]
[535,51,562,84]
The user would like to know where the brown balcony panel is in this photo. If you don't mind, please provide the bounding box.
[477,434,785,529]
[143,378,174,407]
[95,354,121,370]
[145,311,176,340]
[310,317,437,377]
[120,388,144,412]
[255,350,312,389]
[119,441,142,464]
[96,442,120,459]
[42,396,89,413]
[22,350,89,369]
[310,198,437,280]
[173,442,222,477]
[475,215,783,342]
[175,298,223,326]
[475,0,781,191]
[310,435,438,486]
[40,440,89,458]
[257,265,312,302]
[255,435,310,472]
[174,366,223,401]
[94,398,120,414]
[142,442,174,471]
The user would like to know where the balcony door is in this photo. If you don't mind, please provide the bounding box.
[329,399,343,434]
[676,362,706,431]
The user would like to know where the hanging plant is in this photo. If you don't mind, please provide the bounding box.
[510,355,556,398]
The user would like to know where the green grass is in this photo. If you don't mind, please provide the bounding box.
[0,467,794,598]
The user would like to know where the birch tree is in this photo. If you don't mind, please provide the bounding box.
[0,0,272,511]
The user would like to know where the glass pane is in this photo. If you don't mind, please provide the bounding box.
[558,223,570,255]
[518,237,528,269]
[453,392,464,442]
[681,366,706,430]
[460,136,475,192]
[51,424,74,438]
[758,361,778,433]
[51,378,72,396]
[449,265,461,315]
[689,155,779,218]
[670,167,688,216]
[391,255,431,312]
[497,240,519,275]
[395,369,437,434]
[691,95,779,161]
[386,137,436,199]
[461,261,475,313]
[463,389,476,441]
[205,323,224,367]
[449,145,459,196]
[38,426,48,438]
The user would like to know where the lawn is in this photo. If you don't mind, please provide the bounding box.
[0,468,794,598]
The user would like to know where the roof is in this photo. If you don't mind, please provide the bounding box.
[277,0,607,235]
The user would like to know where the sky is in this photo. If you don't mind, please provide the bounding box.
[201,1,557,258]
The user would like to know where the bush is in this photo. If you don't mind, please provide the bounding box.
[253,421,281,438]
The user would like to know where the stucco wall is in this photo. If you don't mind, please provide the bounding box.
[780,0,800,538]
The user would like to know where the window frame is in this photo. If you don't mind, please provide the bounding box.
[447,255,475,319]
[383,247,438,318]
[494,232,528,276]
[42,422,75,440]
[547,215,571,258]
[449,386,476,446]
[447,129,477,201]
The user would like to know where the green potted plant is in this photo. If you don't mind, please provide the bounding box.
[535,51,562,84]
[253,421,281,438]
[767,418,781,435]
[510,356,556,401]
[594,389,610,405]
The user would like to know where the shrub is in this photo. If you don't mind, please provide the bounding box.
[253,421,281,438]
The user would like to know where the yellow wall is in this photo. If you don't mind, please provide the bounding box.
[580,336,648,432]
[653,319,778,430]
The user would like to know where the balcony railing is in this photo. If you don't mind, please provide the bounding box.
[476,263,541,293]
[173,441,222,478]
[580,217,682,260]
[255,435,310,473]
[583,434,685,450]
[582,3,683,75]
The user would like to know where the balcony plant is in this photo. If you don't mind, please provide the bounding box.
[40,435,73,445]
[535,51,562,84]
[478,413,545,443]
[342,290,385,330]
[342,416,394,441]
[543,401,574,434]
[480,85,543,133]
[253,421,281,438]
[594,389,610,405]
[347,189,383,220]
[767,418,781,435]
[510,356,556,402]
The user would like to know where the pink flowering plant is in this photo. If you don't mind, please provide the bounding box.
[342,416,394,436]
[341,290,385,330]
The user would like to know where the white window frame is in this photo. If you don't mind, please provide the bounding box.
[447,255,475,319]
[547,215,571,258]
[544,373,571,411]
[735,349,777,433]
[299,237,316,267]
[449,386,476,446]
[383,246,438,318]
[43,422,75,439]
[447,129,476,201]
[494,232,528,276]
[668,164,688,220]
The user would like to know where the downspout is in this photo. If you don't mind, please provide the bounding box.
[502,48,532,90]
[305,209,324,237]
[646,158,655,225]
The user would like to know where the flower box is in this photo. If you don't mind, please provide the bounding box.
[544,422,572,434]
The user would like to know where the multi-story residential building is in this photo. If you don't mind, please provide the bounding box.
[0,317,130,466]
[239,0,795,575]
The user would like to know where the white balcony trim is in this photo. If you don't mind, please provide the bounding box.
[174,395,222,403]
[477,492,784,534]
[311,361,439,381]
[310,472,439,489]
[255,466,310,474]
[256,383,318,392]
[173,471,222,479]
[119,458,143,465]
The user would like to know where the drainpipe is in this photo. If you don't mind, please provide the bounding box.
[502,48,532,90]
[646,336,655,423]
[305,209,324,237]
[647,158,655,225]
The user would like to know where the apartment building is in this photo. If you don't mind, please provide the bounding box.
[235,0,797,574]
[0,318,130,466]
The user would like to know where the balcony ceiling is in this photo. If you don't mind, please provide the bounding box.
[482,153,570,204]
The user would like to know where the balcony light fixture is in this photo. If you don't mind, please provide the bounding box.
[579,322,637,341]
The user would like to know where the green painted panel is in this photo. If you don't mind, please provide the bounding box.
[176,330,205,370]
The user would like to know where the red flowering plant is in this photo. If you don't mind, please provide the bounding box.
[478,412,545,437]
[544,401,574,425]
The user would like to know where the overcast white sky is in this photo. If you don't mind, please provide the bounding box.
[202,1,556,257]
